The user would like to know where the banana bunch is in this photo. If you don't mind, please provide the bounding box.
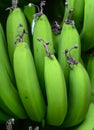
[0,0,94,129]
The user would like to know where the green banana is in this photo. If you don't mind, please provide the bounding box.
[44,52,67,126]
[33,4,54,96]
[80,0,94,51]
[0,22,15,84]
[23,5,36,26]
[87,55,94,102]
[63,61,91,128]
[13,41,46,122]
[51,20,62,55]
[71,102,94,130]
[6,1,30,66]
[57,17,81,84]
[62,0,75,25]
[71,0,85,33]
[0,60,27,119]
[0,109,10,122]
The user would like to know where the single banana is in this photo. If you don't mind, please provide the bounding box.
[0,61,27,119]
[57,16,81,84]
[0,22,15,84]
[87,55,94,102]
[33,2,54,96]
[71,102,94,130]
[71,0,85,33]
[80,0,94,51]
[23,4,36,26]
[6,1,30,66]
[63,61,91,128]
[44,46,67,126]
[13,41,46,122]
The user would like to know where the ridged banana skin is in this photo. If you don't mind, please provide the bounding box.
[72,0,85,33]
[71,102,94,130]
[57,23,81,84]
[33,14,54,96]
[87,55,94,102]
[80,0,94,51]
[44,55,67,126]
[6,7,30,65]
[0,62,27,119]
[0,23,15,84]
[63,63,91,128]
[13,42,46,122]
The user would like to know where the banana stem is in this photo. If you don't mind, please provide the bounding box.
[52,21,62,34]
[64,45,78,67]
[37,38,52,59]
[29,126,33,130]
[14,24,28,45]
[64,8,75,28]
[6,118,15,130]
[12,0,18,8]
[29,126,39,130]
[29,1,46,20]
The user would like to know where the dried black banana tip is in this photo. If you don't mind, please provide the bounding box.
[6,118,15,130]
[64,45,78,67]
[52,21,62,34]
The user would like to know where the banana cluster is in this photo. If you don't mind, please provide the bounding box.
[0,0,94,129]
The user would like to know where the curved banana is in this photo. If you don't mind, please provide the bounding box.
[87,55,94,102]
[57,18,81,84]
[0,22,15,84]
[63,62,91,128]
[71,102,94,130]
[80,0,94,51]
[33,7,54,96]
[0,60,27,119]
[13,41,46,122]
[44,54,67,126]
[6,1,30,66]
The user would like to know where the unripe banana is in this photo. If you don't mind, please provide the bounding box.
[13,41,46,122]
[52,20,62,55]
[87,55,94,102]
[33,12,54,96]
[23,4,36,26]
[0,22,15,84]
[0,61,27,119]
[71,0,85,33]
[0,109,10,122]
[63,62,91,128]
[71,102,94,130]
[62,0,75,25]
[44,54,67,126]
[6,2,30,66]
[57,19,81,84]
[80,0,94,51]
